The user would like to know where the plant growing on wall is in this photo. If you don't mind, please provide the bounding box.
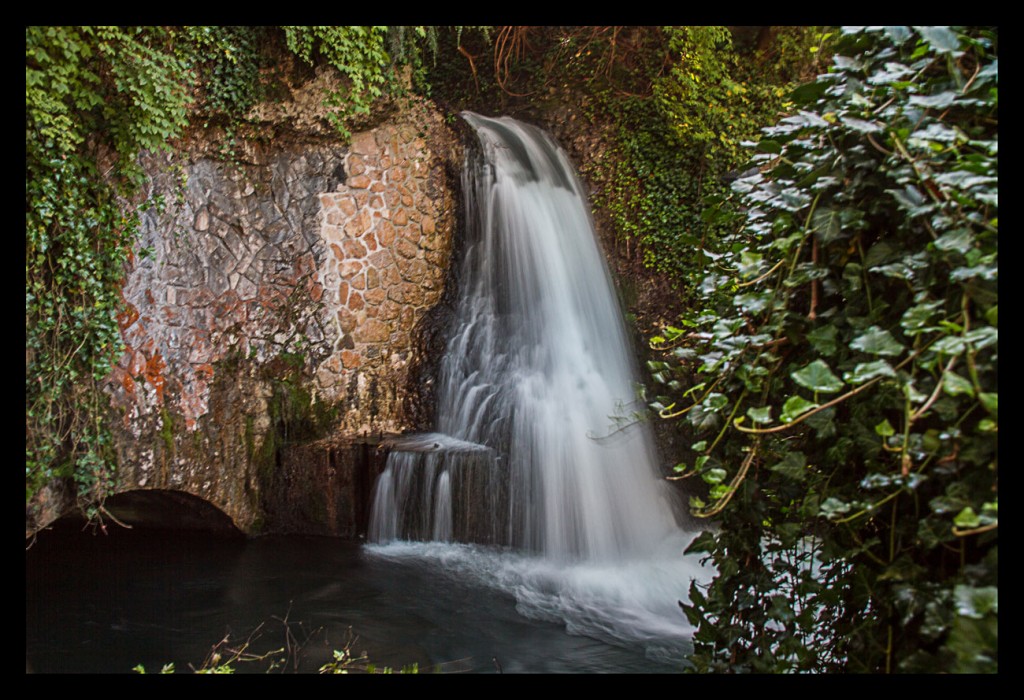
[650,26,997,672]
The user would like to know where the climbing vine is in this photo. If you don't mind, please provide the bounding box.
[649,26,997,672]
[25,25,451,523]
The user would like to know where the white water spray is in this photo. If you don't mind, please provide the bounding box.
[367,114,710,662]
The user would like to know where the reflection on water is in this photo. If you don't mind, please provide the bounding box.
[26,522,697,673]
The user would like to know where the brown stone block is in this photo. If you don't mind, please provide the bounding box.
[351,272,366,291]
[402,224,421,243]
[337,310,357,333]
[338,281,349,306]
[385,190,400,207]
[370,182,386,193]
[401,194,414,207]
[347,174,371,189]
[348,155,365,175]
[390,167,406,183]
[330,243,344,260]
[327,210,343,225]
[403,283,425,306]
[351,131,377,156]
[363,231,379,252]
[425,251,448,268]
[368,249,394,269]
[342,239,368,259]
[383,266,402,287]
[338,197,358,218]
[322,353,343,374]
[322,224,342,242]
[364,287,386,305]
[369,195,384,209]
[366,267,380,289]
[386,286,405,304]
[348,292,365,311]
[400,306,416,331]
[354,318,390,343]
[340,259,364,278]
[341,350,362,369]
[376,221,396,247]
[355,191,369,207]
[318,194,334,208]
[395,238,419,260]
[379,300,400,321]
[421,215,436,236]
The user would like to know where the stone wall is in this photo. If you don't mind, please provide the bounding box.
[95,96,460,535]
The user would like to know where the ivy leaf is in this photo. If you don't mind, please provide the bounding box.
[747,406,773,424]
[953,507,980,529]
[812,206,845,243]
[840,115,883,134]
[770,451,807,482]
[909,91,960,109]
[782,395,819,422]
[851,326,905,356]
[978,392,997,418]
[953,585,998,619]
[901,301,944,336]
[844,359,896,385]
[875,419,896,437]
[791,359,845,393]
[913,26,962,55]
[806,325,838,356]
[820,497,851,520]
[942,371,975,398]
[933,228,975,254]
[702,468,727,485]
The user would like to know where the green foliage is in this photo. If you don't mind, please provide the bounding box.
[582,27,826,294]
[657,26,997,672]
[26,26,196,514]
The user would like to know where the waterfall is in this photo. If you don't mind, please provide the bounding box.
[370,113,681,560]
[366,114,709,662]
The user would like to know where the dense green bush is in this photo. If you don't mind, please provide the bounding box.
[585,28,825,293]
[651,26,997,672]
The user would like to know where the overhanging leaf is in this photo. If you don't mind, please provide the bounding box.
[942,370,975,398]
[782,395,819,422]
[851,326,905,357]
[806,325,838,356]
[913,26,962,55]
[844,359,896,384]
[792,359,845,393]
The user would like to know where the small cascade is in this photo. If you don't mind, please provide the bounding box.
[368,433,504,545]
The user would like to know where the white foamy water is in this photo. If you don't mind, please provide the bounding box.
[367,113,714,660]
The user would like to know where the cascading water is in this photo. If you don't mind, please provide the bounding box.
[367,113,710,665]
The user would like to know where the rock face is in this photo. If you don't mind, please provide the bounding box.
[54,95,462,537]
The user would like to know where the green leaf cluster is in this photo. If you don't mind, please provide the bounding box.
[660,26,997,672]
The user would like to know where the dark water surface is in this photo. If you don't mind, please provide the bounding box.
[26,522,689,673]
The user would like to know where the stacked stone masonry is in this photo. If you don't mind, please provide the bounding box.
[98,99,457,532]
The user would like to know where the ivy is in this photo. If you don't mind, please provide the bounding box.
[26,26,447,522]
[658,26,997,673]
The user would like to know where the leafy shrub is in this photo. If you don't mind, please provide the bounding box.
[658,26,997,672]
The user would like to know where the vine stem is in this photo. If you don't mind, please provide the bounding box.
[733,347,926,435]
[693,442,758,519]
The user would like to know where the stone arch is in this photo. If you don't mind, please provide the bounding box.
[96,489,243,534]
